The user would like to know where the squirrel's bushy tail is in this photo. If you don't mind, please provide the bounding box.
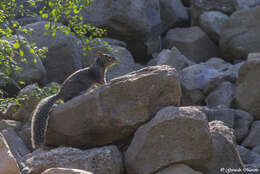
[31,93,60,149]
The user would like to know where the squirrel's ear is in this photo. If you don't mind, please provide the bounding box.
[96,51,104,57]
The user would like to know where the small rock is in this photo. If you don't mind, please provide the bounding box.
[203,57,231,72]
[0,120,22,132]
[125,106,212,174]
[155,164,203,174]
[41,168,92,174]
[242,121,260,148]
[166,26,220,63]
[0,134,20,174]
[190,0,237,25]
[156,47,195,71]
[205,81,235,108]
[22,146,123,174]
[199,11,229,42]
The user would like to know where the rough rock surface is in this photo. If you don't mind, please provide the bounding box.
[237,145,260,171]
[220,6,260,60]
[205,81,235,108]
[253,145,260,154]
[199,11,229,42]
[190,0,237,25]
[41,168,92,174]
[155,164,203,174]
[81,0,162,61]
[22,146,123,174]
[166,27,220,63]
[0,134,20,174]
[22,21,84,83]
[236,57,260,119]
[159,0,188,32]
[198,106,253,142]
[155,47,194,71]
[242,121,260,148]
[0,120,22,131]
[46,66,181,148]
[125,106,212,174]
[180,64,224,105]
[199,121,244,174]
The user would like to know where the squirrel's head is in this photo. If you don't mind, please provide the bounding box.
[96,51,119,67]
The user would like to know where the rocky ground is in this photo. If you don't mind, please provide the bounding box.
[1,0,260,174]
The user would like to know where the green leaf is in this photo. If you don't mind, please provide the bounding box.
[19,50,24,57]
[13,42,20,49]
[42,13,48,18]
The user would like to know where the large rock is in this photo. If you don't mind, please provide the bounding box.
[220,7,260,60]
[125,106,212,174]
[242,121,260,148]
[156,164,203,174]
[159,0,188,32]
[46,66,181,148]
[21,21,84,83]
[22,146,123,174]
[205,81,235,108]
[41,168,92,174]
[81,0,162,61]
[166,27,220,63]
[199,11,229,42]
[155,47,195,71]
[0,134,20,174]
[199,121,244,174]
[236,57,260,119]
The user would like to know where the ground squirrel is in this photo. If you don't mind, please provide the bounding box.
[31,52,118,149]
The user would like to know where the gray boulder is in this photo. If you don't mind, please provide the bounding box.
[46,66,181,148]
[156,47,195,71]
[220,6,260,60]
[0,73,21,97]
[190,0,236,25]
[205,81,235,108]
[22,146,123,174]
[199,11,229,42]
[81,0,162,61]
[166,27,220,63]
[125,106,212,174]
[253,145,260,155]
[180,64,223,105]
[21,21,84,83]
[242,121,260,148]
[159,0,189,32]
[199,121,244,174]
[236,57,260,119]
[237,145,260,172]
[0,120,22,132]
[198,106,253,142]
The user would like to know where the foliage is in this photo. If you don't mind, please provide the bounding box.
[0,82,60,113]
[0,0,107,101]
